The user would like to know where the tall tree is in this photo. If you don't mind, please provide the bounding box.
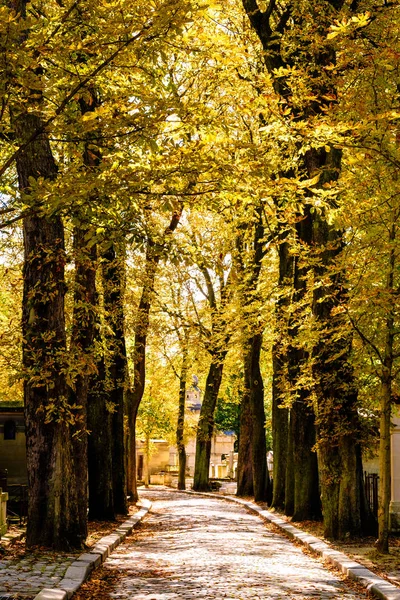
[10,0,85,548]
[241,0,365,537]
[191,232,232,491]
[126,206,182,501]
[235,207,271,502]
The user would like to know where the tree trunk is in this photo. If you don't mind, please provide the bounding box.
[312,206,362,539]
[16,109,84,548]
[127,209,182,501]
[126,244,159,501]
[193,356,226,491]
[234,207,268,501]
[102,245,128,515]
[126,395,139,501]
[286,214,320,521]
[271,342,288,510]
[376,386,392,554]
[247,333,271,502]
[236,382,254,497]
[291,398,320,520]
[377,228,396,552]
[144,437,150,488]
[177,348,188,491]
[87,354,115,520]
[271,239,292,510]
[69,225,97,540]
[285,410,295,517]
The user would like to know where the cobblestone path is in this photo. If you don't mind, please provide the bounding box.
[0,553,75,598]
[97,489,367,600]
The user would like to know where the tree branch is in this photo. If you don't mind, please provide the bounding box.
[0,21,156,181]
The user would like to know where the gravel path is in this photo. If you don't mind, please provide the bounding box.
[93,488,367,600]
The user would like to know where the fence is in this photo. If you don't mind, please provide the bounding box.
[364,472,379,518]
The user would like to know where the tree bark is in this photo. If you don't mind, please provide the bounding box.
[69,88,102,535]
[376,225,396,552]
[87,353,115,520]
[312,205,362,539]
[144,436,150,487]
[236,381,254,497]
[234,206,270,501]
[127,208,182,501]
[291,398,320,520]
[126,243,159,502]
[271,342,288,510]
[102,245,128,515]
[177,347,188,491]
[246,333,271,502]
[271,239,292,510]
[193,356,226,491]
[16,110,84,547]
[285,410,295,517]
[69,225,97,540]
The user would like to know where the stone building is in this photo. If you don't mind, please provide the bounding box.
[0,401,27,485]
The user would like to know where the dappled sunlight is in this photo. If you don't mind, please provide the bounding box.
[98,490,366,600]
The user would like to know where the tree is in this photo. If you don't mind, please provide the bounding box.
[241,0,368,538]
[179,216,233,492]
[234,207,272,502]
[126,206,182,501]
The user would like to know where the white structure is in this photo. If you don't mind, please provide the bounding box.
[390,413,400,530]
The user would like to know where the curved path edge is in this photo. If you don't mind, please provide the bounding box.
[181,489,400,600]
[32,498,152,600]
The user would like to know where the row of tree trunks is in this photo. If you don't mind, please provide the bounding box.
[79,91,128,520]
[241,0,367,537]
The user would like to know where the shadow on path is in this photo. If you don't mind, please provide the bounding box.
[80,488,367,600]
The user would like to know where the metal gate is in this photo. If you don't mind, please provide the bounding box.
[364,472,379,517]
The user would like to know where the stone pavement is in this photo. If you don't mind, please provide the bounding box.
[0,553,76,598]
[0,501,151,600]
[96,488,367,600]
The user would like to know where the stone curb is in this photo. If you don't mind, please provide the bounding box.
[32,499,151,600]
[181,489,400,600]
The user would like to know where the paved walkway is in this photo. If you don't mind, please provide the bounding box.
[0,553,75,598]
[96,489,367,600]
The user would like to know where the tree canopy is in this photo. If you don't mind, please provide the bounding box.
[0,0,399,551]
